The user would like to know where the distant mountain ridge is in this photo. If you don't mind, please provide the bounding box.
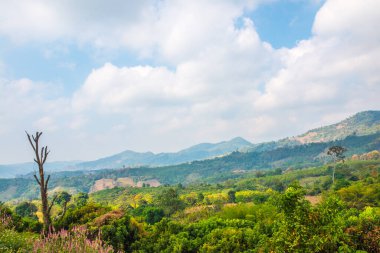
[1,110,380,201]
[74,111,380,171]
[0,161,80,178]
[76,137,254,170]
[2,130,380,201]
[0,137,254,178]
[0,110,379,178]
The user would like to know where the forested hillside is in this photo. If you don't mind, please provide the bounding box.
[250,110,380,152]
[1,158,379,252]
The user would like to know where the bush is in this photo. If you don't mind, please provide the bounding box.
[0,207,35,253]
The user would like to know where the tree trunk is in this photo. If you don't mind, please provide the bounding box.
[26,131,55,234]
[39,164,50,230]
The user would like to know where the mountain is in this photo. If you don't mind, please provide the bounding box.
[250,110,380,152]
[0,161,80,178]
[1,111,379,179]
[1,110,380,201]
[0,137,254,178]
[76,137,254,170]
[2,131,380,201]
[288,110,380,144]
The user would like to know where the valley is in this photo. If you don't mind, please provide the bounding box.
[1,111,379,252]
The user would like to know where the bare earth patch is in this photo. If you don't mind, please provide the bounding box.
[305,195,322,205]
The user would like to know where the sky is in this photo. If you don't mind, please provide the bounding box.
[0,0,379,164]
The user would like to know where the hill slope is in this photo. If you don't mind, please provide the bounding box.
[289,110,380,144]
[250,110,380,152]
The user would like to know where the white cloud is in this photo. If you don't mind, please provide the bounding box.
[0,0,150,46]
[256,0,380,117]
[69,9,280,152]
[33,116,58,132]
[0,78,70,163]
[72,63,181,113]
[0,0,379,164]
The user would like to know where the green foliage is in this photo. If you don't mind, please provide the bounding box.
[0,229,34,253]
[270,185,353,252]
[345,207,380,252]
[57,202,110,230]
[156,188,185,216]
[18,217,42,233]
[15,202,38,218]
[142,207,165,224]
[235,190,271,204]
[2,159,380,252]
[0,205,35,252]
[227,190,236,203]
[74,192,89,207]
[55,191,72,206]
[95,213,141,252]
[338,181,380,209]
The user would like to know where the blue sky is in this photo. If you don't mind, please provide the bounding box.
[0,0,379,164]
[250,0,324,48]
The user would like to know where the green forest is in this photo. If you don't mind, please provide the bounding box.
[1,155,379,252]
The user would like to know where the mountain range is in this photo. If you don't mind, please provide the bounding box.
[0,137,254,178]
[0,110,379,179]
[1,110,380,201]
[76,136,254,170]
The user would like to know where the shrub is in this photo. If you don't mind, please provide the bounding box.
[33,226,114,253]
[0,207,35,253]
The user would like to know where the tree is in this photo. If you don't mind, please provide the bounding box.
[327,146,347,184]
[15,202,38,218]
[227,190,236,203]
[26,131,56,232]
[55,191,72,221]
[327,146,347,162]
[143,207,165,224]
[157,188,185,216]
[74,192,89,207]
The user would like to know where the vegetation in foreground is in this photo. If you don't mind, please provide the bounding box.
[0,156,379,252]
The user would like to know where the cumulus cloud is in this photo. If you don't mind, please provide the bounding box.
[0,78,69,162]
[69,10,279,151]
[0,0,379,163]
[256,0,380,116]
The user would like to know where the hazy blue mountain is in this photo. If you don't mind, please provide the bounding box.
[76,137,254,170]
[2,110,380,200]
[0,161,81,179]
[1,111,379,179]
[2,130,379,201]
[0,137,254,178]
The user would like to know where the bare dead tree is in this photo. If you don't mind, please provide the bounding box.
[26,131,57,233]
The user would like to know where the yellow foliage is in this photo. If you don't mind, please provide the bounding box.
[36,211,43,223]
[205,193,228,204]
